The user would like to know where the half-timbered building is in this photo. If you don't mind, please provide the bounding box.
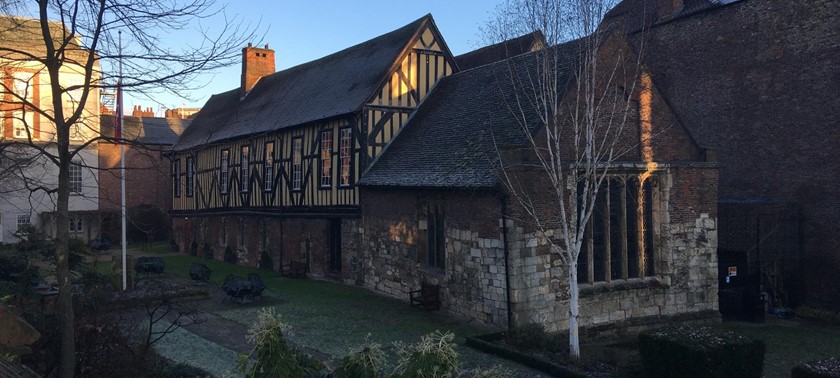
[170,10,727,334]
[170,15,457,275]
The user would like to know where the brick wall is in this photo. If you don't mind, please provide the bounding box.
[99,142,172,239]
[172,215,332,276]
[628,0,840,308]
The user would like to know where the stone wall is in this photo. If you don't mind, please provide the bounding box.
[351,163,719,333]
[344,189,510,326]
[505,165,719,332]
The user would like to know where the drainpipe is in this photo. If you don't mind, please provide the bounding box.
[500,195,514,332]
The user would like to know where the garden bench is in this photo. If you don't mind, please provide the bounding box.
[134,257,165,275]
[282,260,306,278]
[222,275,252,303]
[188,263,212,283]
[248,273,266,302]
[410,282,440,311]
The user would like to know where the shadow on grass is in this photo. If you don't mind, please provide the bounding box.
[161,255,496,360]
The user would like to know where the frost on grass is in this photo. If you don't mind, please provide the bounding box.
[152,320,243,378]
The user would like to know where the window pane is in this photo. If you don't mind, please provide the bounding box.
[626,177,640,278]
[241,146,250,192]
[644,180,655,276]
[321,130,333,187]
[339,128,352,186]
[593,185,608,282]
[292,138,302,190]
[609,179,624,280]
[220,150,229,193]
[264,142,274,191]
[69,163,82,193]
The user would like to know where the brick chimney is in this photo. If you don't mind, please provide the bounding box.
[241,43,275,94]
[657,0,684,22]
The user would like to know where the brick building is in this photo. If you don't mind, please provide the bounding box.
[605,0,840,311]
[0,16,101,243]
[99,114,188,241]
[170,13,720,332]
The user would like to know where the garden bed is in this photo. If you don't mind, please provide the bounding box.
[465,332,613,377]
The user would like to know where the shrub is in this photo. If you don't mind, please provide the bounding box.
[393,331,459,378]
[507,322,548,352]
[792,358,840,378]
[259,251,273,271]
[189,241,198,257]
[333,336,385,378]
[224,245,237,264]
[202,243,213,260]
[151,360,211,378]
[639,325,765,378]
[238,308,324,377]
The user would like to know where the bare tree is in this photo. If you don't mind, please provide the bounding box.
[484,0,647,359]
[0,2,254,375]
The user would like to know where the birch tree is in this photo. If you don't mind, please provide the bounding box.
[0,2,253,376]
[484,0,644,359]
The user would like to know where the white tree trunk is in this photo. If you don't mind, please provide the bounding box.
[568,260,581,359]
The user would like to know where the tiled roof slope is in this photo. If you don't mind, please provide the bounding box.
[0,15,89,64]
[360,38,584,188]
[175,15,431,151]
[101,115,189,146]
[604,0,734,33]
[454,31,545,70]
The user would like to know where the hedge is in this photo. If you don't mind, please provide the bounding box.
[639,325,765,378]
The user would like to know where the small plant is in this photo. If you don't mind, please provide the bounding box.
[639,325,765,378]
[224,245,237,264]
[393,331,459,378]
[202,243,213,260]
[190,241,198,257]
[238,308,324,377]
[792,357,840,378]
[333,335,386,378]
[468,365,513,378]
[259,251,273,271]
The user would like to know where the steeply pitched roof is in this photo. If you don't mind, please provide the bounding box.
[604,0,736,33]
[455,31,545,71]
[175,15,432,151]
[100,115,189,146]
[0,15,90,64]
[360,39,584,188]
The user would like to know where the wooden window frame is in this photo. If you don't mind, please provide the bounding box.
[185,156,194,197]
[220,149,230,194]
[69,161,82,194]
[172,158,181,197]
[240,145,250,193]
[319,129,333,189]
[338,126,353,187]
[263,141,275,192]
[426,204,446,270]
[291,137,303,192]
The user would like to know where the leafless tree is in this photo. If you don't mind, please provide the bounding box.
[0,1,254,375]
[484,0,648,358]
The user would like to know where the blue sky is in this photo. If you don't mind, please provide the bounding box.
[134,0,504,113]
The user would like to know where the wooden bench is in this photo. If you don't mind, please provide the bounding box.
[410,283,440,311]
[282,260,307,278]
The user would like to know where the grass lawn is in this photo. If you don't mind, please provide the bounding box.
[160,255,528,373]
[720,320,840,377]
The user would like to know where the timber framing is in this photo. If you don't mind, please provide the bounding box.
[171,14,457,217]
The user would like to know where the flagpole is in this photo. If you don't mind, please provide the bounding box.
[119,30,127,291]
